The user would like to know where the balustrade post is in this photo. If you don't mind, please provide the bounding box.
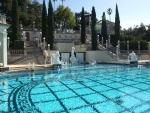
[108,35,110,45]
[48,44,50,57]
[118,40,120,55]
[106,40,108,51]
[102,37,103,45]
[116,46,119,61]
[138,41,140,54]
[43,37,45,50]
[97,35,99,45]
[127,41,129,54]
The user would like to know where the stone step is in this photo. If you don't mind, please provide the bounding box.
[8,41,45,65]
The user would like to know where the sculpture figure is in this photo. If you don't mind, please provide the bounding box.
[70,47,78,64]
[129,51,138,62]
[52,51,61,64]
[71,47,75,56]
[129,51,138,66]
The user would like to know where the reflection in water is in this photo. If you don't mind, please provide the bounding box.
[2,80,5,86]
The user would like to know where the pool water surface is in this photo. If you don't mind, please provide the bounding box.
[0,64,150,113]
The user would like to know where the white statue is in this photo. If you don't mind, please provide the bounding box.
[52,51,61,64]
[70,47,78,64]
[71,47,75,56]
[129,51,138,62]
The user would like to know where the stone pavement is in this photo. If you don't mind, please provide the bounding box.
[7,64,52,72]
[8,41,45,65]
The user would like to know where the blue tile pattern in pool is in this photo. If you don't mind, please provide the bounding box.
[0,64,150,112]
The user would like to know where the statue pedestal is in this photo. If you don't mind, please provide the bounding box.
[52,64,61,69]
[130,61,138,67]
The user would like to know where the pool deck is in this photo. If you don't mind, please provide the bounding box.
[138,60,150,65]
[9,64,53,71]
[0,60,149,74]
[102,60,130,65]
[0,64,53,74]
[99,60,150,65]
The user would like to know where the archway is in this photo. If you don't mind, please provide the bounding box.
[26,32,30,41]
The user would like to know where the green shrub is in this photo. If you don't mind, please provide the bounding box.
[129,40,138,50]
[140,40,148,50]
[14,40,24,49]
[107,33,148,50]
[120,41,126,50]
[129,39,148,50]
[109,33,115,46]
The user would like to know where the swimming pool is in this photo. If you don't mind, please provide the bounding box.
[0,64,150,113]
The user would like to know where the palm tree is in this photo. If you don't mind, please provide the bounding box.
[107,8,112,21]
[61,0,65,6]
[53,0,57,11]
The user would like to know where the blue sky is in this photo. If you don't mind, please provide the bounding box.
[38,0,150,29]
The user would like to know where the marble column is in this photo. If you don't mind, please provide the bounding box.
[0,29,9,67]
[0,14,10,67]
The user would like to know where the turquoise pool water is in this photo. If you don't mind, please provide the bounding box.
[0,64,150,113]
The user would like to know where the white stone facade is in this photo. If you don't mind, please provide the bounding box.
[0,15,10,67]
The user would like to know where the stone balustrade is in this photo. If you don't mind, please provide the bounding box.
[10,50,25,55]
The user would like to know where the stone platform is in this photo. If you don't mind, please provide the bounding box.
[0,67,9,72]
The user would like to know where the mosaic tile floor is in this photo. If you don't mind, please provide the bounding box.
[0,65,150,113]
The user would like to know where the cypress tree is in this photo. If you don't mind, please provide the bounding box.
[42,0,47,42]
[48,0,54,50]
[115,4,120,46]
[81,7,85,44]
[91,6,97,50]
[12,0,19,48]
[101,12,107,44]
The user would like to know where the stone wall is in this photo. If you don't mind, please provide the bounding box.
[85,51,115,62]
[55,43,86,52]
